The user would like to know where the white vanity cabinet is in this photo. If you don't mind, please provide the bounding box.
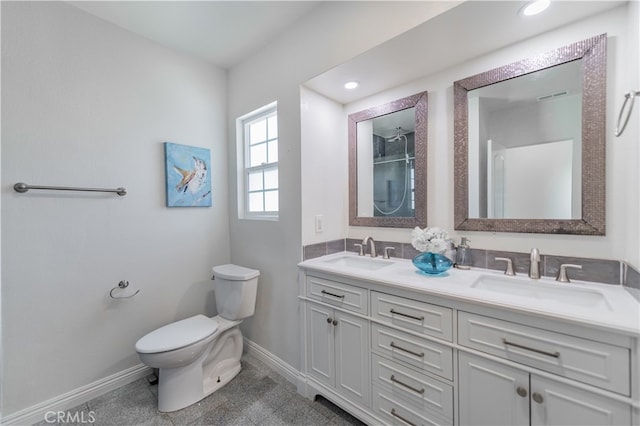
[371,353,454,425]
[458,352,529,425]
[304,276,371,408]
[298,256,638,426]
[458,311,632,426]
[459,352,631,426]
[529,375,631,426]
[370,291,453,341]
[370,291,455,425]
[457,311,630,395]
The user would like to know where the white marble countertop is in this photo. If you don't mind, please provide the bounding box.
[299,251,640,337]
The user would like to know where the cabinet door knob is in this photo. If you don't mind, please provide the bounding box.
[516,386,528,397]
[326,317,332,324]
[532,392,544,404]
[332,319,338,326]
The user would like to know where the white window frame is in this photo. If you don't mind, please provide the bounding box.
[236,102,278,220]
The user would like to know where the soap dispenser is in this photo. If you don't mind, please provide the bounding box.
[456,237,471,270]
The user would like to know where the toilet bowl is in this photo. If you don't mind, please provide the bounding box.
[135,264,259,412]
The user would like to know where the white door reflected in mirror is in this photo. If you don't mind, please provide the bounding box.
[487,139,578,219]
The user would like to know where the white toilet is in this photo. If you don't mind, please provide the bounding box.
[135,264,259,412]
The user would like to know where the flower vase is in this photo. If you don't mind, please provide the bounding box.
[412,252,453,275]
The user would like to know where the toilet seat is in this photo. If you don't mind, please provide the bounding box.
[136,315,218,354]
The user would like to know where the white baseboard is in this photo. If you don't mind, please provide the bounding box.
[2,342,297,426]
[1,364,151,426]
[242,337,302,389]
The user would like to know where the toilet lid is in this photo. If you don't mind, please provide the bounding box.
[212,264,259,281]
[135,315,218,354]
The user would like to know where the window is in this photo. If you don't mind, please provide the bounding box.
[238,102,278,219]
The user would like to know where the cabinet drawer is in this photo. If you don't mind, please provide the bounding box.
[372,384,451,426]
[458,311,630,395]
[306,276,367,315]
[372,323,453,380]
[372,353,453,422]
[371,291,453,341]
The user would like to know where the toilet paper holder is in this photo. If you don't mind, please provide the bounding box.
[109,280,140,299]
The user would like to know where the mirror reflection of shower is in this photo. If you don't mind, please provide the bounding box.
[372,125,415,217]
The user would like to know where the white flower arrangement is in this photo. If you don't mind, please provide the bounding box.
[411,226,453,254]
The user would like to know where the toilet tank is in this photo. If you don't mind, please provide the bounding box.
[211,264,259,320]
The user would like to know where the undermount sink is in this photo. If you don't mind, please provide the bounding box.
[470,275,612,311]
[323,255,394,271]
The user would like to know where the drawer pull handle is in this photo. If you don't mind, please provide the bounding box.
[502,338,560,358]
[390,375,425,395]
[391,408,416,426]
[321,290,345,299]
[390,309,424,321]
[390,341,424,358]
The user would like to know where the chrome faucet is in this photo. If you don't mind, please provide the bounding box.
[556,264,582,283]
[362,236,377,258]
[495,257,515,276]
[529,248,541,279]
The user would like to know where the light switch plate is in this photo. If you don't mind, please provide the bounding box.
[315,215,323,233]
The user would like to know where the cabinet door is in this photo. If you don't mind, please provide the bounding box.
[458,352,529,426]
[306,303,334,387]
[334,310,370,407]
[531,376,631,426]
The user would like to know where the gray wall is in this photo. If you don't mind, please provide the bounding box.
[1,2,229,415]
[3,0,637,419]
[227,2,456,371]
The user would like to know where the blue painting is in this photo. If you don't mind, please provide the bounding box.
[164,142,212,207]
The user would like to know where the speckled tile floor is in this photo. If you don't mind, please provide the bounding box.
[35,354,367,426]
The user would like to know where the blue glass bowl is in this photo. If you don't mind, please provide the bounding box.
[412,252,453,275]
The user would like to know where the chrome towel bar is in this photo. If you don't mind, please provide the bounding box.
[14,182,127,196]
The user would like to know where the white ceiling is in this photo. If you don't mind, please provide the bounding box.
[304,1,624,104]
[69,0,625,102]
[69,1,321,69]
[472,60,583,113]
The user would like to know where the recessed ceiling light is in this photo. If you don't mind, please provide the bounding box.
[521,0,550,16]
[344,81,359,90]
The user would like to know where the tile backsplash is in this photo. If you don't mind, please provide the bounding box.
[303,238,639,291]
[624,263,639,303]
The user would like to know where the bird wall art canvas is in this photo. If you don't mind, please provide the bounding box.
[164,142,212,207]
